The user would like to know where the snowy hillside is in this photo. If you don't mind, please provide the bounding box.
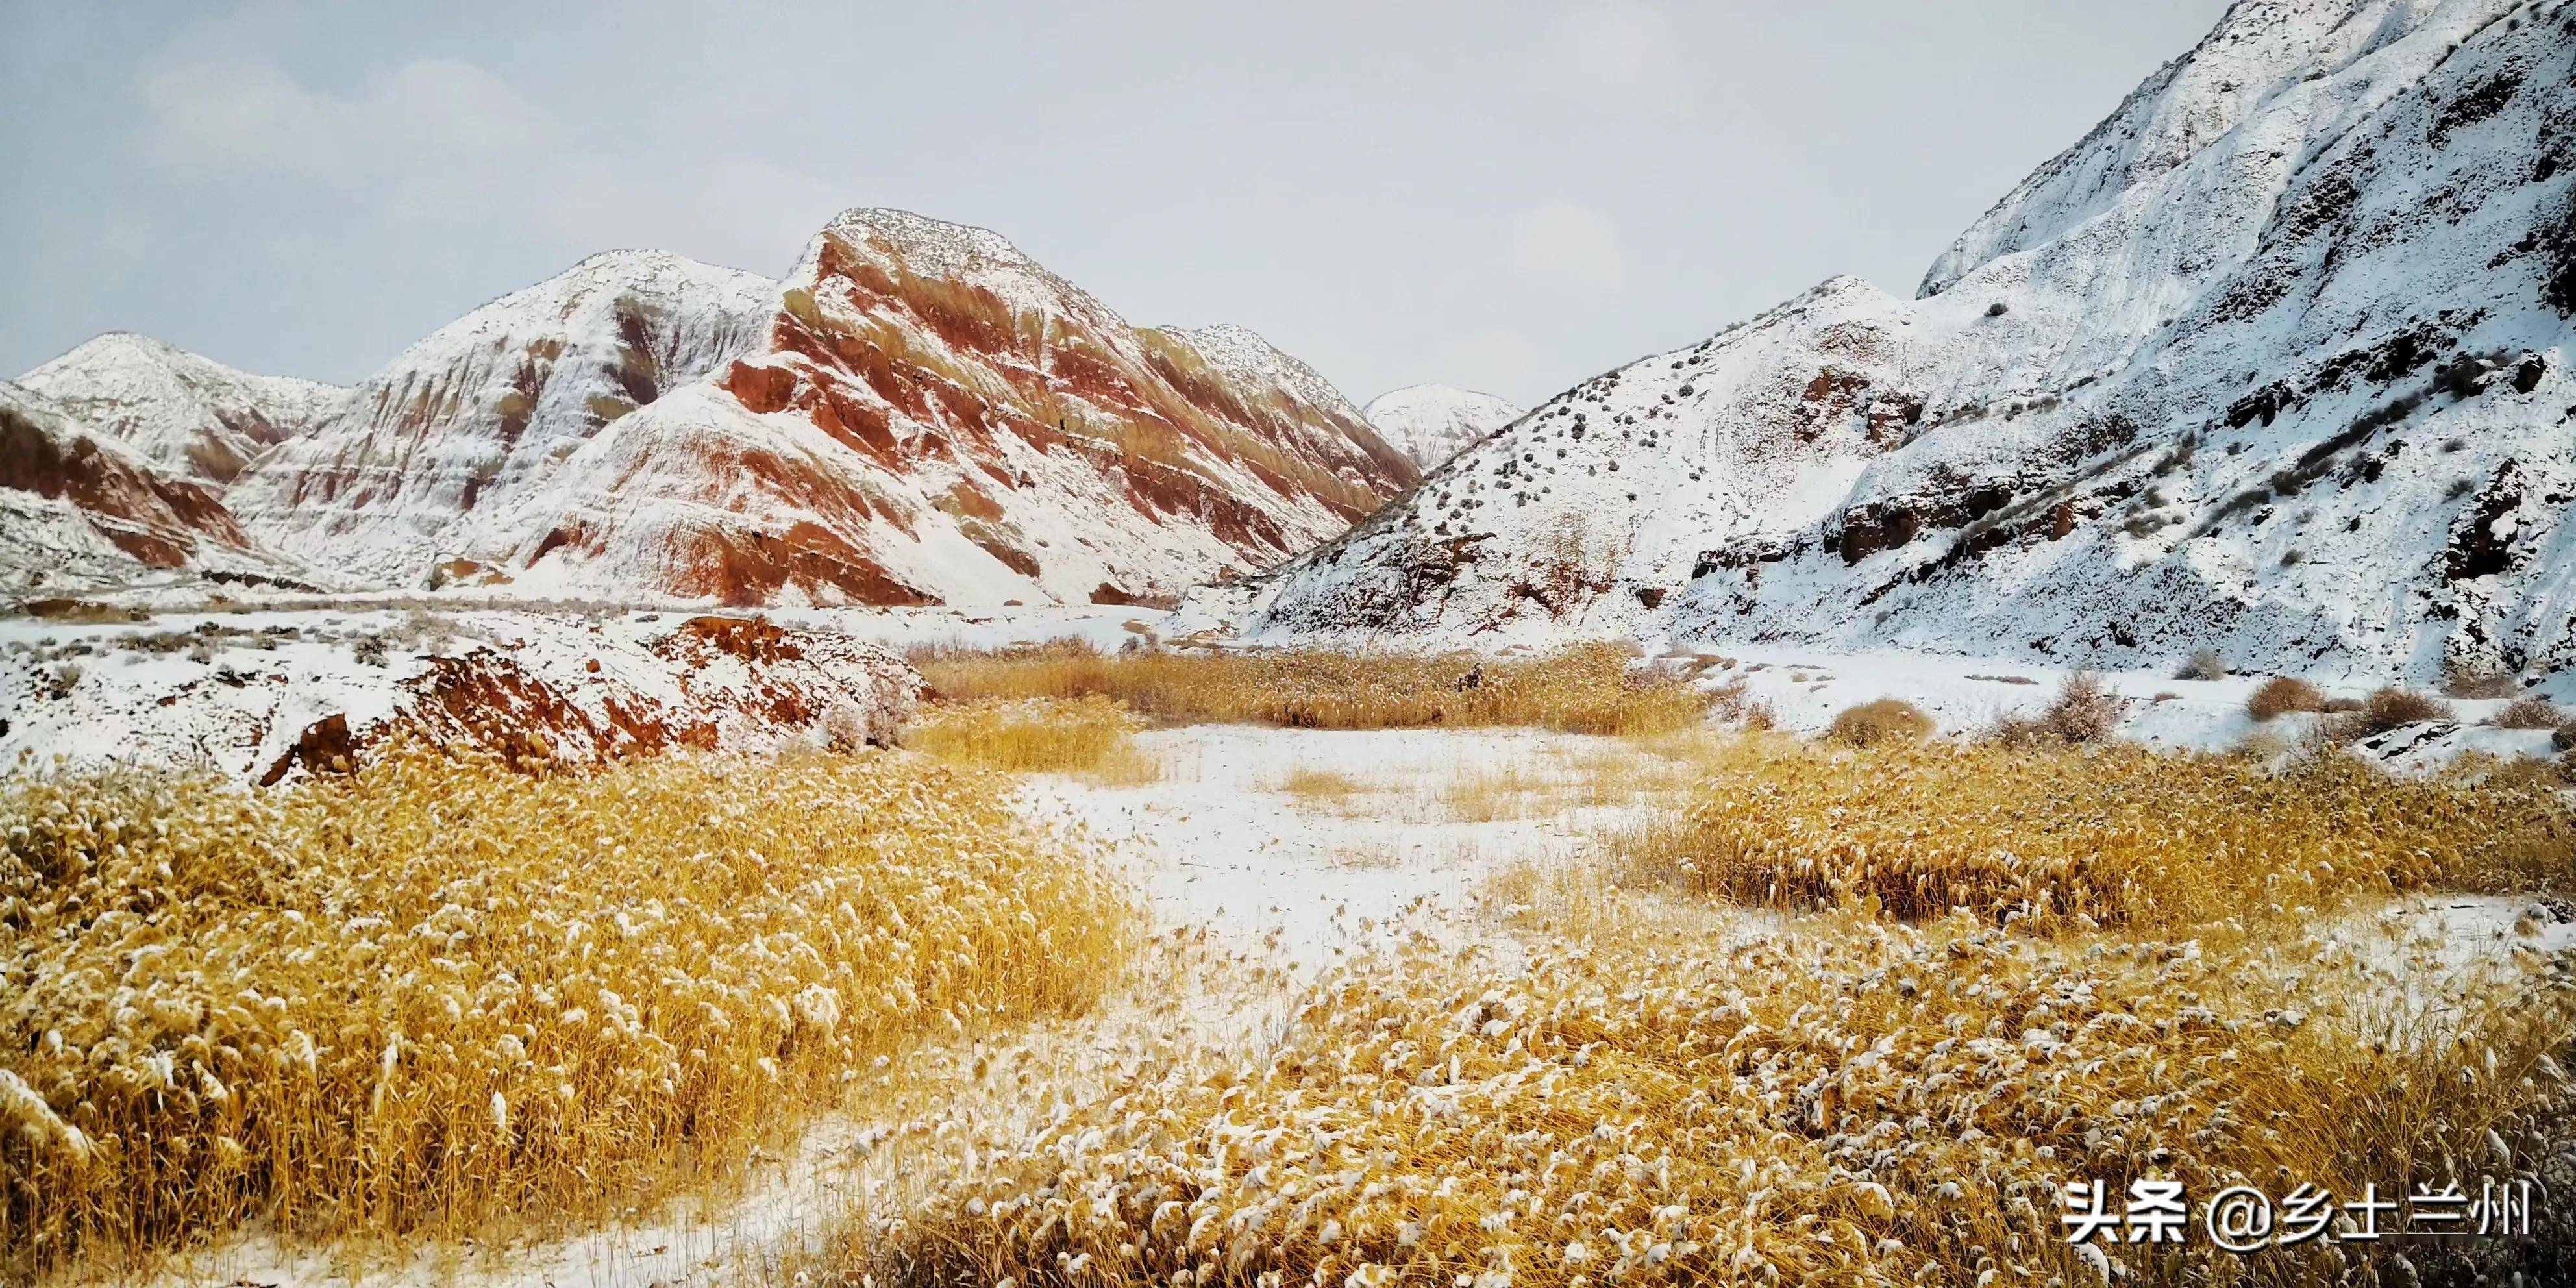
[1363,384,1526,467]
[225,251,779,589]
[1232,0,2576,685]
[450,208,1415,607]
[18,332,346,485]
[0,379,293,595]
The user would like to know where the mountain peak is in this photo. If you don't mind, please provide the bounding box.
[1362,385,1526,469]
[18,331,347,485]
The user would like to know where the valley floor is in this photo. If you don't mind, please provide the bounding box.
[82,719,2571,1288]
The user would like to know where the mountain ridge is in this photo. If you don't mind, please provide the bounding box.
[1223,0,2576,684]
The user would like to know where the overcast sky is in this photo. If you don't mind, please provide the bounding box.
[1,1,2228,408]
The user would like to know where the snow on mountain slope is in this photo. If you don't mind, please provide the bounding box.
[1233,0,2576,684]
[225,251,780,587]
[0,610,917,784]
[16,332,347,485]
[1363,384,1526,467]
[460,208,1417,606]
[0,380,292,595]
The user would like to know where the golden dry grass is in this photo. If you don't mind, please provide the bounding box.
[0,749,1137,1272]
[1621,735,2573,933]
[830,891,2574,1287]
[909,695,1161,783]
[1826,698,1933,747]
[1278,767,1370,810]
[914,642,1709,736]
[2247,676,2327,721]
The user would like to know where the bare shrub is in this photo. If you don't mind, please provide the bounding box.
[2444,663,2522,699]
[2174,648,2228,680]
[1994,671,2123,746]
[2494,697,2564,730]
[2043,671,2123,742]
[2358,687,2455,734]
[1827,698,1933,747]
[2247,676,2327,721]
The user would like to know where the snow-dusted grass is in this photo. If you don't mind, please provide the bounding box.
[913,641,1709,736]
[1623,734,2573,932]
[0,749,1135,1274]
[847,882,2575,1287]
[910,695,1159,782]
[799,720,2576,1288]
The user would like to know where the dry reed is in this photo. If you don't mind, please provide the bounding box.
[1626,736,2573,932]
[914,643,1709,736]
[0,748,1136,1271]
[833,896,2575,1286]
[910,695,1160,782]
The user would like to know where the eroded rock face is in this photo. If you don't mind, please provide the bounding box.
[0,610,920,784]
[1233,0,2576,683]
[0,380,288,595]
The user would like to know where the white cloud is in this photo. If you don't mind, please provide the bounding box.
[133,53,843,277]
[138,56,547,190]
[1506,201,1626,304]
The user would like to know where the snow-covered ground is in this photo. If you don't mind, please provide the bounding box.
[1659,641,2560,773]
[0,606,915,780]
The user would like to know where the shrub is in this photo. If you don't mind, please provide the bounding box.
[2494,697,2564,730]
[1827,698,1933,747]
[0,750,1136,1267]
[2174,648,2228,680]
[2248,676,2327,721]
[2357,686,2455,734]
[2043,671,2122,742]
[2556,720,2576,752]
[2443,664,2522,699]
[1993,671,2124,746]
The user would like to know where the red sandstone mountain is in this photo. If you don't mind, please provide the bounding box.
[225,209,1416,606]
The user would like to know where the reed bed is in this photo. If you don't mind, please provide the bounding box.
[1624,736,2575,932]
[910,695,1161,782]
[913,642,1709,736]
[0,749,1137,1271]
[836,897,2575,1286]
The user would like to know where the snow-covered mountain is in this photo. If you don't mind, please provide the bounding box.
[1363,384,1526,467]
[0,380,288,595]
[1230,0,2576,684]
[17,332,346,485]
[225,251,780,589]
[222,212,1413,606]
